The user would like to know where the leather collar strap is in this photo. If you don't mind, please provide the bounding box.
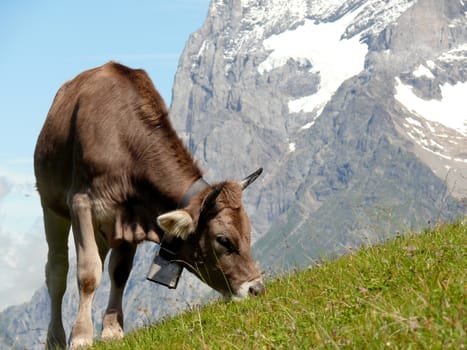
[178,177,210,209]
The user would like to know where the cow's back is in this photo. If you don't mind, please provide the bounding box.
[34,62,186,218]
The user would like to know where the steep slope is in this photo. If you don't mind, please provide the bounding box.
[89,221,467,349]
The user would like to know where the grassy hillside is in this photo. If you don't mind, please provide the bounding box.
[92,221,466,349]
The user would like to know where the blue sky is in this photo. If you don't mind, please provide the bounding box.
[0,0,211,311]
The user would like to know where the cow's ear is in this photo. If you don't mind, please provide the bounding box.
[157,210,194,240]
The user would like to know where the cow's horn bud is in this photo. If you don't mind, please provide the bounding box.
[240,168,263,190]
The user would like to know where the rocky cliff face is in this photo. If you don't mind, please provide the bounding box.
[170,0,465,269]
[2,0,465,348]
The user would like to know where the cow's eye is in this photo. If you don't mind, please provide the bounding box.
[216,235,237,253]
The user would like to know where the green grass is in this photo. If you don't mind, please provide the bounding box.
[91,221,466,349]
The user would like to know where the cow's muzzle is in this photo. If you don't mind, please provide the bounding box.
[232,278,265,300]
[247,280,266,296]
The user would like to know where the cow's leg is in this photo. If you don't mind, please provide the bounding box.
[68,193,101,349]
[101,241,136,341]
[43,206,71,349]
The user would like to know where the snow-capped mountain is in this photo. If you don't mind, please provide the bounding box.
[2,0,465,347]
[170,0,465,262]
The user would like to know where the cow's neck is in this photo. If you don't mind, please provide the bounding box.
[140,120,204,208]
[146,166,204,210]
[178,177,210,208]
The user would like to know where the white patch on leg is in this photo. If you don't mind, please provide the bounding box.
[69,336,93,350]
[101,326,124,341]
[101,309,124,341]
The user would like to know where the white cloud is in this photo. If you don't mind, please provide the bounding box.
[0,177,12,200]
[0,164,47,312]
[0,220,47,311]
[0,162,35,185]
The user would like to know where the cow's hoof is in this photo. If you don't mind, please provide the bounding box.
[101,309,124,341]
[47,327,66,349]
[101,326,124,341]
[69,337,93,349]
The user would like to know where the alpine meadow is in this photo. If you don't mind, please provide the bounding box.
[89,222,466,349]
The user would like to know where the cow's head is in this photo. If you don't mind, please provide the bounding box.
[157,169,264,299]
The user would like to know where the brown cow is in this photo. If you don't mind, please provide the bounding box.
[34,62,264,349]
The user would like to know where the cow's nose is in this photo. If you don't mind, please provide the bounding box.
[248,280,265,296]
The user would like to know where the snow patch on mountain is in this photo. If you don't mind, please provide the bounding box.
[288,142,296,153]
[394,39,467,165]
[437,43,467,63]
[343,0,419,39]
[413,64,435,79]
[221,0,308,72]
[399,114,467,164]
[258,8,367,118]
[240,0,307,26]
[395,78,467,137]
